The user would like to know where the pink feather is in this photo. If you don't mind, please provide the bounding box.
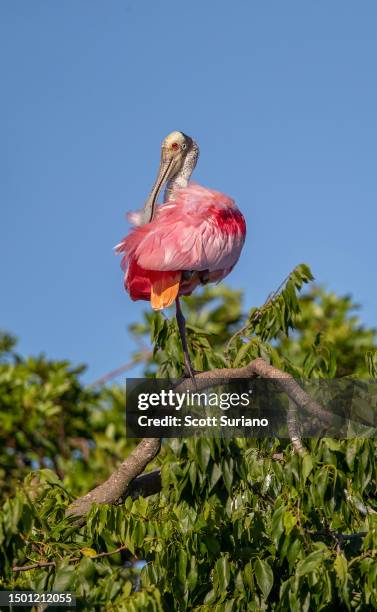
[115,183,246,303]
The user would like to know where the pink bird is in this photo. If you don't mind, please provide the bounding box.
[115,131,246,377]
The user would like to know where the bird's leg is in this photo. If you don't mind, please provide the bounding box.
[175,297,196,379]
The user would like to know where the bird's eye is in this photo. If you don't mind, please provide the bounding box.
[181,142,187,150]
[171,142,179,150]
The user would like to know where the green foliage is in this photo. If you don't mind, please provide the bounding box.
[1,265,377,610]
[233,263,314,343]
[0,342,138,503]
[277,286,377,377]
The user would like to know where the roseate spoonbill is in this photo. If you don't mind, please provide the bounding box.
[115,131,246,377]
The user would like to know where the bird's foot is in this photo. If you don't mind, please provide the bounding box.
[183,366,202,379]
[182,355,202,381]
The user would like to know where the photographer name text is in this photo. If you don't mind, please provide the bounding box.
[137,415,269,428]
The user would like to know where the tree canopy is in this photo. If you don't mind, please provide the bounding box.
[1,264,377,611]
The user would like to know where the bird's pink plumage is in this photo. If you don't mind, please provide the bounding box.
[116,183,246,303]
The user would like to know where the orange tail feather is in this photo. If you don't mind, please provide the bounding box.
[150,271,181,310]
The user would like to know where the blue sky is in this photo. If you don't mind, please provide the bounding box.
[1,1,376,383]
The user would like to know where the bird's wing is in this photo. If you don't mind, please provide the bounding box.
[119,185,246,272]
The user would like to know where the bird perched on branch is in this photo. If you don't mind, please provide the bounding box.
[115,131,246,378]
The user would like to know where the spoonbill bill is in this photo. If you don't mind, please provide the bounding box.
[115,131,246,377]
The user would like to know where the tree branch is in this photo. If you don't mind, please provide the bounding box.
[305,529,367,545]
[12,545,128,573]
[127,468,161,498]
[90,351,152,387]
[67,357,332,517]
[189,358,332,429]
[67,439,161,517]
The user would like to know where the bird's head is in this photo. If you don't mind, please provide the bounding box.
[140,131,197,225]
[161,131,193,173]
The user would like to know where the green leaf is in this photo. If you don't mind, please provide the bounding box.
[197,438,211,472]
[254,558,274,599]
[187,556,198,591]
[271,505,285,547]
[324,438,342,452]
[80,547,97,557]
[53,564,76,591]
[209,463,222,492]
[243,561,254,589]
[189,461,197,490]
[215,556,231,592]
[283,511,297,535]
[222,458,234,492]
[302,454,313,482]
[77,556,95,581]
[296,550,328,576]
[334,553,348,587]
[178,548,188,584]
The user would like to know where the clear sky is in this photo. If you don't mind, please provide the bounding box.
[1,1,376,383]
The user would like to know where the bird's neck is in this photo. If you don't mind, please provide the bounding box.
[164,140,200,201]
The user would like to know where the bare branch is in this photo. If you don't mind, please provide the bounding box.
[13,560,56,572]
[127,468,161,499]
[287,398,307,456]
[90,351,152,387]
[12,545,128,573]
[305,529,367,544]
[181,359,333,429]
[67,438,161,517]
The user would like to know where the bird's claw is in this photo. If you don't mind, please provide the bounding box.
[183,366,202,379]
[182,357,202,381]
